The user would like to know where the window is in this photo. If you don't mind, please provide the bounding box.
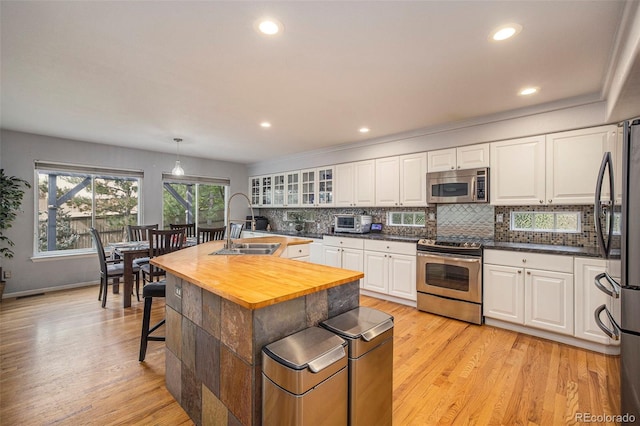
[35,161,143,255]
[510,211,581,233]
[162,174,229,229]
[387,211,426,227]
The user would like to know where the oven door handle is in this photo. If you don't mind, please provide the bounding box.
[417,252,481,262]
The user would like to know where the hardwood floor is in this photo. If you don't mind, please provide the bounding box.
[0,287,620,425]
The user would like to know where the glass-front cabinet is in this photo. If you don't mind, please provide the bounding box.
[250,166,333,208]
[261,175,273,207]
[285,171,300,207]
[272,173,286,207]
[300,166,334,207]
[317,166,334,207]
[249,176,261,206]
[301,169,316,207]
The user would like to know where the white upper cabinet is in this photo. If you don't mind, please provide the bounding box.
[299,166,334,207]
[260,175,274,207]
[335,160,375,207]
[375,153,426,207]
[248,175,274,207]
[284,171,300,207]
[491,126,615,205]
[400,153,427,206]
[272,173,286,207]
[490,135,546,205]
[545,125,616,205]
[427,143,489,172]
[375,156,400,206]
[249,176,261,206]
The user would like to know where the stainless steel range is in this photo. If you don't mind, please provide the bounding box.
[416,239,483,325]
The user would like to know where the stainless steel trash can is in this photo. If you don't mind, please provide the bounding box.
[262,327,348,426]
[321,307,394,426]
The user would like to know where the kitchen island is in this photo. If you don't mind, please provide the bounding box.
[150,236,364,426]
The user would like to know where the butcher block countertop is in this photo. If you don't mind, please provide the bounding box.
[150,236,364,310]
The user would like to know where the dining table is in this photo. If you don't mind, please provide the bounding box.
[109,237,197,308]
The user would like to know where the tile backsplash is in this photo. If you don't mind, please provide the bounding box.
[495,205,597,247]
[258,204,598,248]
[258,207,437,238]
[437,204,494,240]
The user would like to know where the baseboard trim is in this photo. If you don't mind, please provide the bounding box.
[2,281,98,300]
[360,289,417,308]
[484,318,621,355]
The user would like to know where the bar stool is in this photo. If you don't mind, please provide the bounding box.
[138,280,166,361]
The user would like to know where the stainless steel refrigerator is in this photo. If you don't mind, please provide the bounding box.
[595,119,640,423]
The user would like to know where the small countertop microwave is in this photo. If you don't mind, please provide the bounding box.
[334,214,372,234]
[427,167,489,204]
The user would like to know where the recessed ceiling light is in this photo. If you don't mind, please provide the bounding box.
[490,24,522,41]
[359,127,370,133]
[255,18,283,36]
[519,87,539,96]
[260,121,272,128]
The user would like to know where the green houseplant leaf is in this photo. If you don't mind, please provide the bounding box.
[0,169,31,258]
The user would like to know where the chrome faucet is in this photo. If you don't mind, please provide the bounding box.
[225,192,255,249]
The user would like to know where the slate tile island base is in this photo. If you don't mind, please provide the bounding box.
[164,273,360,426]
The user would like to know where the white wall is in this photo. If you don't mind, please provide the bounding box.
[248,100,611,176]
[0,130,248,297]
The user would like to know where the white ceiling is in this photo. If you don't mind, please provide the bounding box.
[1,1,638,165]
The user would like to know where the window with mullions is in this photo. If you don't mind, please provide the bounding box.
[387,211,426,227]
[35,162,142,254]
[162,174,229,230]
[510,211,581,233]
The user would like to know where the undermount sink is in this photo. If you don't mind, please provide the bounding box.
[211,242,281,256]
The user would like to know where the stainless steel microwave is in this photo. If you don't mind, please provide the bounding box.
[426,167,489,204]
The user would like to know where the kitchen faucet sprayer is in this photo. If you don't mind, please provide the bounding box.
[225,192,255,249]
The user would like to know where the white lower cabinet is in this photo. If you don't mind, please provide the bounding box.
[574,257,621,345]
[525,268,574,335]
[322,236,364,284]
[483,264,524,324]
[483,250,574,336]
[363,240,416,303]
[309,239,324,264]
[281,243,310,262]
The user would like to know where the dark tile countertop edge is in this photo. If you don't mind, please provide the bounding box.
[251,230,609,258]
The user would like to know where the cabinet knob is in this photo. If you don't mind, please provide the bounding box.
[548,199,552,203]
[539,200,543,204]
[522,259,526,263]
[527,271,531,275]
[457,165,461,169]
[451,166,455,170]
[517,270,522,274]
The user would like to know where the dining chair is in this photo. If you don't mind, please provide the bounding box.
[127,224,159,242]
[228,222,244,239]
[90,227,140,308]
[140,228,185,284]
[169,223,196,238]
[126,224,159,267]
[198,226,226,243]
[138,279,166,361]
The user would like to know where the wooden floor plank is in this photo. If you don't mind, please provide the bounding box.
[0,287,620,425]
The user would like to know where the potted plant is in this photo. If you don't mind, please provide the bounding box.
[0,169,31,299]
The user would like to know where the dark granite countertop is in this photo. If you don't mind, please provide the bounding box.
[252,230,608,258]
[252,229,421,243]
[483,242,605,258]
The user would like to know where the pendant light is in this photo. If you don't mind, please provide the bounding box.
[172,138,185,176]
